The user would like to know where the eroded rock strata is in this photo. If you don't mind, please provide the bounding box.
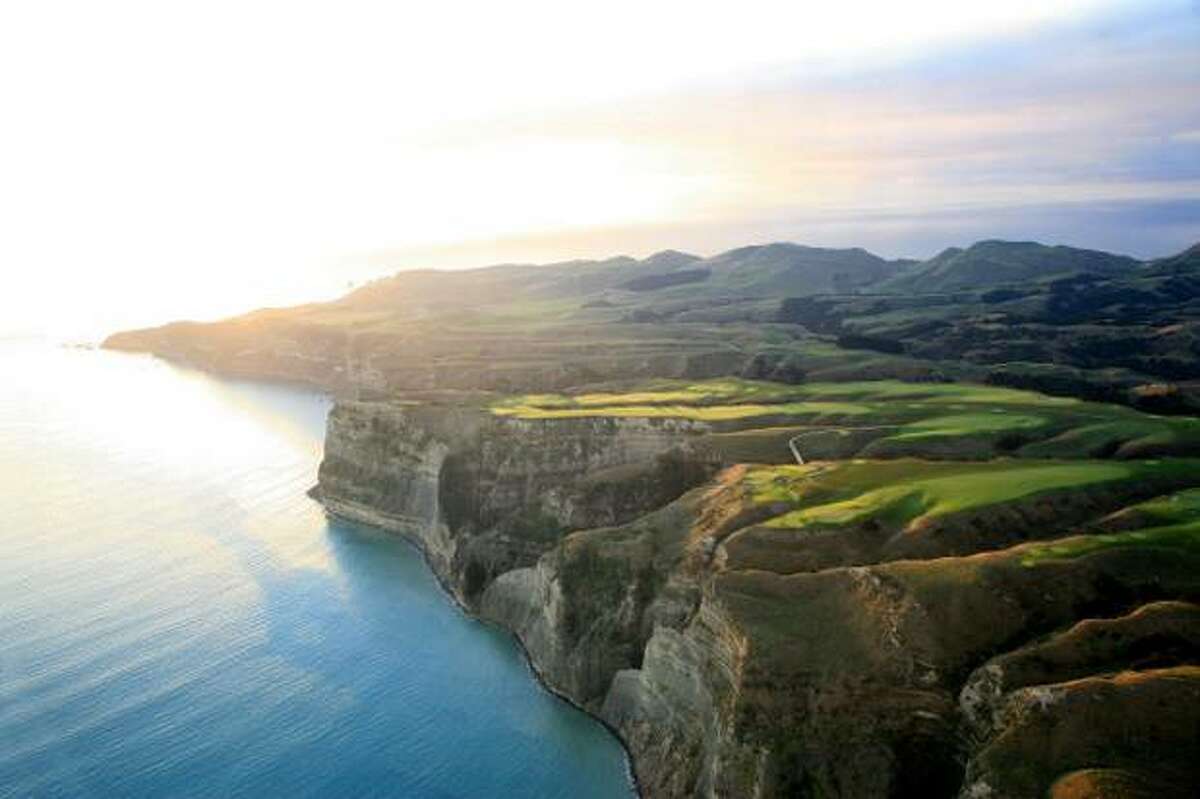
[314,400,1200,798]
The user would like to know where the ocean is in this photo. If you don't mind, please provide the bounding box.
[0,342,633,798]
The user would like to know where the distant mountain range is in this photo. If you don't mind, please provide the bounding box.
[333,238,1195,308]
[880,240,1141,292]
[338,241,905,309]
[780,240,1200,405]
[105,238,1200,410]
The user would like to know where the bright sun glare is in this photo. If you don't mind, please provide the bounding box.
[0,0,1177,338]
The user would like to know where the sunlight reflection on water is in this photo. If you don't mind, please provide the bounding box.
[0,342,633,799]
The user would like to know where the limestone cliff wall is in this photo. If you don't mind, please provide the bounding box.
[315,400,713,601]
[481,560,756,797]
[315,400,742,795]
[316,402,466,574]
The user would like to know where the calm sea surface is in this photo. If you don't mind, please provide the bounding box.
[0,342,633,798]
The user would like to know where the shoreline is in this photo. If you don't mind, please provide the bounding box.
[101,346,347,396]
[309,487,645,799]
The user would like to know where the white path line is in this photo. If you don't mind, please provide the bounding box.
[787,434,805,465]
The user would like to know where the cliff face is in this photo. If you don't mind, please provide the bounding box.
[317,402,469,575]
[315,400,1200,798]
[316,401,714,604]
[315,400,755,793]
[477,485,759,796]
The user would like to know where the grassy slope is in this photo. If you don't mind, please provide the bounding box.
[743,460,1165,530]
[698,471,1200,794]
[491,377,1200,457]
[496,376,1200,589]
[1023,488,1200,564]
[492,399,875,421]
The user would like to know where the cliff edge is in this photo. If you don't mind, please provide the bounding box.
[312,383,1200,798]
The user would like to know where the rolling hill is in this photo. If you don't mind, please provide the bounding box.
[880,239,1139,292]
[105,238,1200,410]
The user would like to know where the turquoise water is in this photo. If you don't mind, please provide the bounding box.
[0,343,634,798]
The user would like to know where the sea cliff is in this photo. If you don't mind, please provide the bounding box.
[313,397,1200,798]
[101,236,1200,796]
[313,400,753,793]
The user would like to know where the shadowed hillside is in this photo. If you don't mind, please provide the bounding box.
[879,240,1139,293]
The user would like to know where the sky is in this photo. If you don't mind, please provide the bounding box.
[1,0,1198,339]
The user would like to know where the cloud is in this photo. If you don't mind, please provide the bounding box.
[436,0,1200,253]
[1,0,1197,336]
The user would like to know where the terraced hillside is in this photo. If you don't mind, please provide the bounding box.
[314,377,1200,798]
